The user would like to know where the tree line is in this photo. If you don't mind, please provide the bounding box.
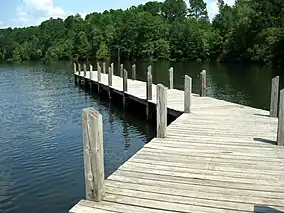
[0,0,283,65]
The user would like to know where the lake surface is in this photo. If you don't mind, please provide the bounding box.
[0,62,154,213]
[0,61,282,213]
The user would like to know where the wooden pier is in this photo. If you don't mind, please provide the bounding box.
[70,63,284,213]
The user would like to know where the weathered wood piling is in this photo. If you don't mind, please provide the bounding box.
[82,107,104,202]
[200,70,206,97]
[184,75,192,113]
[270,76,280,117]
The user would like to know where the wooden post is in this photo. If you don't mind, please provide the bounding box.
[103,62,106,74]
[111,63,114,77]
[74,63,77,85]
[98,66,101,82]
[147,66,152,100]
[278,89,284,146]
[169,67,173,89]
[77,63,81,85]
[82,108,105,201]
[132,64,136,80]
[97,63,100,71]
[123,69,128,108]
[270,76,280,117]
[120,64,123,78]
[108,67,112,100]
[84,64,87,77]
[146,66,153,120]
[97,66,101,94]
[108,66,113,86]
[157,84,167,138]
[89,65,93,91]
[123,69,128,92]
[78,63,81,75]
[200,70,206,97]
[184,75,192,113]
[73,63,77,74]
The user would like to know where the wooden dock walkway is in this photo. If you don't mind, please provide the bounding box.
[70,65,284,213]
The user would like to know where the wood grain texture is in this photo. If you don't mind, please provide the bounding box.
[169,67,173,89]
[73,63,77,73]
[132,64,136,80]
[270,76,279,117]
[184,75,192,113]
[89,65,93,80]
[78,63,81,72]
[147,66,152,100]
[102,62,106,74]
[123,69,128,92]
[82,108,105,202]
[72,70,283,213]
[278,89,284,145]
[97,66,101,82]
[157,84,167,138]
[108,67,112,86]
[84,64,87,77]
[200,70,206,97]
[120,64,123,78]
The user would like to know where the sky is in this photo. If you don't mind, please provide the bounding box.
[0,0,235,28]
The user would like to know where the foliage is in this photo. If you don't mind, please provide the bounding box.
[0,0,283,65]
[96,41,109,60]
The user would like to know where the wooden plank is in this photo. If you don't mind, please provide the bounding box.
[278,89,284,145]
[270,76,279,117]
[104,185,284,212]
[82,108,104,202]
[106,176,284,207]
[200,70,206,97]
[169,67,173,89]
[184,75,192,113]
[78,200,176,213]
[69,202,115,213]
[121,160,284,182]
[127,157,284,178]
[110,170,284,194]
[157,84,167,138]
[72,68,284,213]
[132,64,136,80]
[102,193,258,213]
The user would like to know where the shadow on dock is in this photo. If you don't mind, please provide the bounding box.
[254,138,277,145]
[254,205,283,213]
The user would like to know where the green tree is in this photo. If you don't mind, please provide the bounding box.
[188,0,209,20]
[96,41,109,60]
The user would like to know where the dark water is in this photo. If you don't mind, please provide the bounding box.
[0,61,282,213]
[0,62,154,213]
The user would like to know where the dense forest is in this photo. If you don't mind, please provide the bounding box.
[0,0,283,64]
